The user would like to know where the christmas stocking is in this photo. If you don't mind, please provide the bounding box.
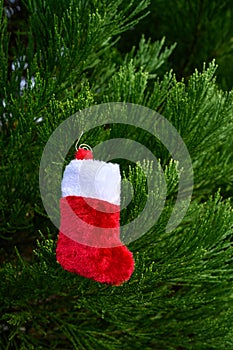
[56,146,135,285]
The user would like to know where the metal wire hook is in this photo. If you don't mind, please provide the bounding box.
[79,143,93,152]
[75,131,84,151]
[75,131,92,152]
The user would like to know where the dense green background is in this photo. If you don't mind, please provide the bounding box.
[119,0,233,90]
[0,1,233,349]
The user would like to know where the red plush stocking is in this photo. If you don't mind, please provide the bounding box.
[56,147,134,285]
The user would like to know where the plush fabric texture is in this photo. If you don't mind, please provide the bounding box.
[75,148,93,160]
[61,159,121,205]
[56,196,134,285]
[59,196,121,246]
[56,232,134,285]
[56,147,135,285]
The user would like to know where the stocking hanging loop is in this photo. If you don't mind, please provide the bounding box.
[79,143,92,152]
[74,131,84,151]
[74,132,92,153]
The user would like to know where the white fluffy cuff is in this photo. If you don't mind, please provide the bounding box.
[61,159,121,205]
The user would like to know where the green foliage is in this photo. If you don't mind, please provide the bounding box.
[124,35,176,78]
[23,0,149,89]
[1,195,233,349]
[119,0,233,90]
[104,59,232,198]
[0,0,233,349]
